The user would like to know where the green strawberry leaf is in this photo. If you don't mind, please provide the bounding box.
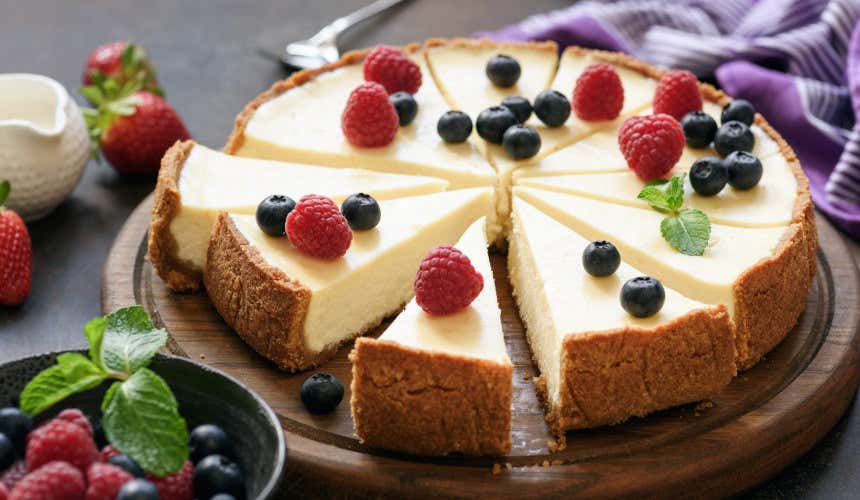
[100,306,168,377]
[20,353,107,415]
[121,43,136,68]
[102,369,188,477]
[660,208,711,256]
[0,180,10,206]
[637,185,672,213]
[79,85,104,106]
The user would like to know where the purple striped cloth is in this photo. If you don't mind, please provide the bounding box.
[477,0,860,239]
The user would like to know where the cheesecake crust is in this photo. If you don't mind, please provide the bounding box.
[350,338,513,456]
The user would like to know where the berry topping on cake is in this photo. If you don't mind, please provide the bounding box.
[10,461,85,500]
[714,121,755,157]
[725,151,763,190]
[485,54,521,87]
[476,106,518,144]
[26,419,99,473]
[85,462,134,500]
[341,193,381,231]
[256,195,296,237]
[689,157,728,196]
[286,195,352,259]
[618,114,685,181]
[680,111,717,149]
[502,125,541,159]
[653,69,703,120]
[582,241,621,277]
[341,82,399,148]
[300,373,344,414]
[192,455,244,500]
[534,90,571,127]
[116,479,159,500]
[414,245,484,315]
[721,99,755,126]
[500,95,532,123]
[573,62,624,121]
[389,91,418,126]
[620,276,665,318]
[363,45,422,94]
[437,110,473,143]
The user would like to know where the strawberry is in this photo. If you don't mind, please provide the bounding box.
[81,42,162,97]
[0,182,32,307]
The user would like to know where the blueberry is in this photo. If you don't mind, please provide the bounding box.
[501,95,532,124]
[117,479,160,500]
[582,241,621,277]
[211,495,238,500]
[721,99,755,126]
[502,125,541,159]
[620,276,665,318]
[389,91,417,126]
[189,424,234,464]
[108,454,146,478]
[689,157,728,196]
[476,106,519,144]
[0,433,14,471]
[485,54,521,87]
[533,90,571,127]
[437,110,473,143]
[0,408,32,454]
[256,195,296,237]
[725,151,763,190]
[300,373,344,414]
[680,111,717,149]
[193,454,246,499]
[714,121,755,157]
[341,193,381,231]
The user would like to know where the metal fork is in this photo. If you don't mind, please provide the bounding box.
[282,0,408,70]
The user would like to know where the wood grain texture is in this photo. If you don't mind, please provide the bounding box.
[103,194,860,499]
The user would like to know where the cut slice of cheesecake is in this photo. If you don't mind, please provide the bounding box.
[514,186,816,369]
[149,141,449,292]
[350,217,512,456]
[508,197,734,434]
[204,188,492,372]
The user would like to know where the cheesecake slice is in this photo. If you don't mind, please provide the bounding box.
[514,186,816,369]
[149,141,449,292]
[509,197,734,434]
[350,217,512,456]
[204,188,491,371]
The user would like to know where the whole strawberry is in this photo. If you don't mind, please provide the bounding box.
[81,42,162,96]
[26,419,98,473]
[10,461,85,500]
[146,460,193,500]
[0,182,32,307]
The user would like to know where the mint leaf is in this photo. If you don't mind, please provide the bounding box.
[84,316,106,369]
[665,174,686,212]
[20,353,107,415]
[102,369,188,477]
[660,208,711,256]
[637,186,672,213]
[0,180,9,206]
[644,179,669,187]
[100,306,168,377]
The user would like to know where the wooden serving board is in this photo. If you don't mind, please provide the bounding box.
[103,194,860,499]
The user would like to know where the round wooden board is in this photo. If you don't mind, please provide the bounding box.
[103,194,860,499]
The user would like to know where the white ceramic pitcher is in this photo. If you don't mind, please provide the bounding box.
[0,74,90,221]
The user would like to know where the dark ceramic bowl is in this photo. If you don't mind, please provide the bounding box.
[0,352,285,499]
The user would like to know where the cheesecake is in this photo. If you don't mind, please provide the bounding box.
[508,197,734,433]
[204,188,491,371]
[149,140,449,291]
[350,218,512,455]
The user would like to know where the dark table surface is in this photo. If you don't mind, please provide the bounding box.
[1,1,858,497]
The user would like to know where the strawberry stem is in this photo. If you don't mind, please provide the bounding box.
[0,180,9,207]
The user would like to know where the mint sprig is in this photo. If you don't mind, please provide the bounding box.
[19,306,187,476]
[637,174,711,256]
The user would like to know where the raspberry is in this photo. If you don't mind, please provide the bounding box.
[98,446,120,463]
[414,245,484,315]
[618,114,686,181]
[0,482,7,500]
[1,462,26,491]
[26,420,98,473]
[10,461,85,500]
[653,69,703,120]
[55,409,93,437]
[286,195,352,259]
[573,62,624,121]
[147,460,193,500]
[85,463,132,500]
[341,82,399,148]
[363,45,422,94]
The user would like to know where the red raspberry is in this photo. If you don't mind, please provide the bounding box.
[286,195,352,259]
[98,446,120,463]
[341,82,399,148]
[26,420,98,473]
[10,461,85,500]
[363,45,422,94]
[146,460,193,500]
[573,62,624,121]
[84,463,132,500]
[653,69,703,120]
[1,462,26,491]
[414,245,484,315]
[55,409,93,437]
[618,114,685,181]
[0,482,8,500]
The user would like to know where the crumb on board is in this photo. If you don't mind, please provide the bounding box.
[199,353,206,360]
[541,460,550,467]
[505,463,512,471]
[522,374,531,381]
[552,459,563,466]
[547,440,558,453]
[492,463,502,475]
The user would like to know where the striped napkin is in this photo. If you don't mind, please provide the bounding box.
[478,0,860,239]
